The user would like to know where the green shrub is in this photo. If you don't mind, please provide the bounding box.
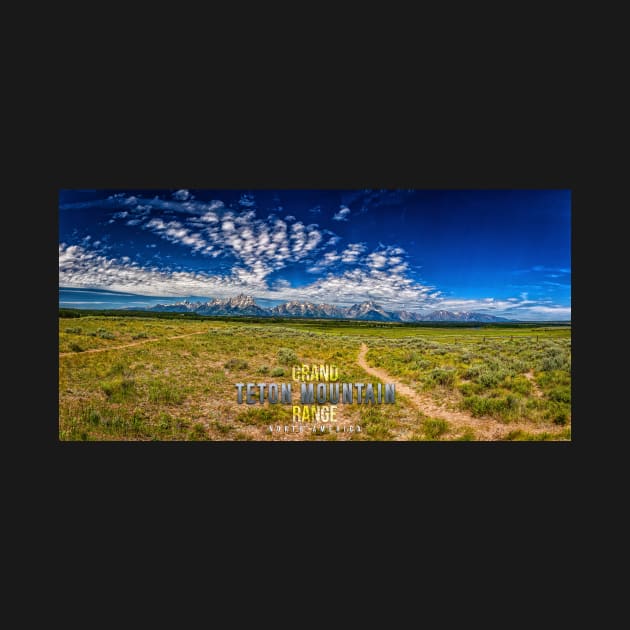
[428,369,456,387]
[132,332,149,340]
[65,327,82,334]
[459,382,482,396]
[415,359,432,369]
[541,349,570,371]
[506,376,532,395]
[463,395,511,419]
[478,370,505,388]
[549,386,571,403]
[69,342,84,352]
[277,347,298,365]
[271,367,285,377]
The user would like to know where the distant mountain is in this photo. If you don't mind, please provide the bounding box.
[149,294,268,317]
[345,300,394,321]
[271,301,345,319]
[144,295,511,322]
[395,309,509,323]
[150,299,198,313]
[198,294,269,316]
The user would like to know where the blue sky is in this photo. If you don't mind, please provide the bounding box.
[59,189,571,320]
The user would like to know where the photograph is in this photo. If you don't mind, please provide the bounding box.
[58,189,571,441]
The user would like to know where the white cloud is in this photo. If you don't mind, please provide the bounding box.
[272,278,291,290]
[59,243,266,297]
[340,243,366,263]
[239,194,256,208]
[520,305,572,317]
[59,193,570,320]
[59,243,431,309]
[140,209,328,284]
[366,252,387,269]
[59,243,570,319]
[145,218,208,252]
[333,206,351,221]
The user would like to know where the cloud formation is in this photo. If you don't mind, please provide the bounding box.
[332,206,351,221]
[59,191,571,320]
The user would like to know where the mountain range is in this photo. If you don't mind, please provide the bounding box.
[143,294,510,322]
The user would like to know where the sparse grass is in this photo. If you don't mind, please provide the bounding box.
[101,377,136,402]
[187,423,209,440]
[504,429,570,441]
[462,394,525,422]
[237,406,286,426]
[456,427,476,441]
[422,417,450,439]
[277,347,298,365]
[359,407,395,440]
[224,358,249,370]
[147,381,185,404]
[59,315,570,441]
[211,420,234,436]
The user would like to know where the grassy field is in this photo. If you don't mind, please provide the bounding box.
[59,313,571,442]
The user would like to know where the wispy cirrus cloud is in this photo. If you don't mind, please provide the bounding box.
[512,265,571,275]
[60,194,225,216]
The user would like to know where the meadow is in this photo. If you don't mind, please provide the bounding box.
[59,313,571,441]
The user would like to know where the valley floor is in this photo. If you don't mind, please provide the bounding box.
[59,316,571,441]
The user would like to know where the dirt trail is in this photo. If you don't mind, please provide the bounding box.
[524,371,543,398]
[59,331,208,357]
[357,343,557,440]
